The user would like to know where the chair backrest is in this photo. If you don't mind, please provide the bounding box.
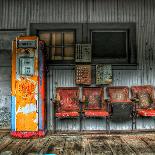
[82,87,104,109]
[56,87,80,112]
[131,85,154,108]
[107,86,130,103]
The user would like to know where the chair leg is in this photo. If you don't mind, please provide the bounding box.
[132,116,134,130]
[132,110,137,130]
[79,116,82,132]
[135,112,137,130]
[106,117,107,131]
[106,117,110,133]
[135,120,136,130]
[53,116,56,133]
[108,117,110,133]
[132,112,134,130]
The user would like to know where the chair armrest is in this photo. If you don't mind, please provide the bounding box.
[131,97,139,103]
[79,100,83,114]
[50,98,60,113]
[105,100,112,113]
[50,98,59,105]
[130,98,139,111]
[105,99,110,103]
[152,98,155,104]
[149,99,155,109]
[79,99,82,107]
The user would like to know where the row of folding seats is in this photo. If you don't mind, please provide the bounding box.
[51,85,155,132]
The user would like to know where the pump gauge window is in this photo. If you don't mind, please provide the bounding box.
[19,57,34,76]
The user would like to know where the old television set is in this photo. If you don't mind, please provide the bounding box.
[88,23,137,64]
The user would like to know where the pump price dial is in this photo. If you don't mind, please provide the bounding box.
[17,40,37,48]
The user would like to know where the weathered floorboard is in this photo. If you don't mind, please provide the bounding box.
[121,135,153,154]
[22,138,49,154]
[0,132,155,155]
[0,135,13,152]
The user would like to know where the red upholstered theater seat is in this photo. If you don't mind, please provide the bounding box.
[106,86,134,123]
[130,85,155,129]
[137,109,155,117]
[82,87,106,110]
[55,87,80,117]
[53,87,81,132]
[84,110,109,117]
[131,85,155,117]
[55,111,79,118]
[82,87,110,131]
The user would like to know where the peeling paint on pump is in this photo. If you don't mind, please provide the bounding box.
[11,36,46,137]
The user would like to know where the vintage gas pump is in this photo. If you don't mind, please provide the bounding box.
[11,36,46,138]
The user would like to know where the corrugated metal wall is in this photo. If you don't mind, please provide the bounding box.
[0,31,25,129]
[0,0,155,130]
[0,51,11,129]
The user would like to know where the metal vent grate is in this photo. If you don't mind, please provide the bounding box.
[75,65,91,85]
[75,44,91,62]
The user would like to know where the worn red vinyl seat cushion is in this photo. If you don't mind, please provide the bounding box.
[137,109,155,116]
[56,111,79,118]
[84,110,109,117]
[82,87,110,131]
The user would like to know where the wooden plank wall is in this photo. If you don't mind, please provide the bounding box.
[0,0,155,130]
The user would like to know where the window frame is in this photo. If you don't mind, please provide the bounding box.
[30,23,83,64]
[39,30,75,61]
[83,23,137,64]
[29,23,137,69]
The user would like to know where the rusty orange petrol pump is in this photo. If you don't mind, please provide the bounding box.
[11,36,47,138]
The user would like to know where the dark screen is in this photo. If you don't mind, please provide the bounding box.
[92,31,127,58]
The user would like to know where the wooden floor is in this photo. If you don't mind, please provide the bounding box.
[0,132,155,155]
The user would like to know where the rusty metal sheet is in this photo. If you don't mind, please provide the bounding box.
[96,64,112,85]
[75,65,91,85]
